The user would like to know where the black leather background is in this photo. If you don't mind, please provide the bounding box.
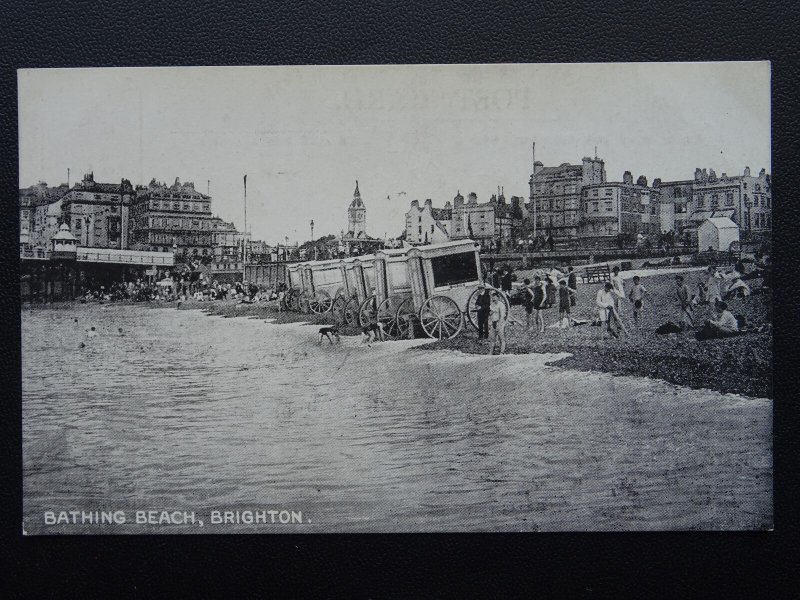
[2,0,798,596]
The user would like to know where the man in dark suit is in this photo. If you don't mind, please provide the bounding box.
[475,283,492,339]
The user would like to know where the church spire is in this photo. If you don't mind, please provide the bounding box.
[354,180,360,198]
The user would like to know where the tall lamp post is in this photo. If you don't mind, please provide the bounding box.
[310,219,316,260]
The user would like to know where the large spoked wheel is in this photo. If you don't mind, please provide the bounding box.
[286,288,302,311]
[343,296,360,325]
[377,296,405,340]
[395,296,416,339]
[419,295,463,340]
[309,289,333,314]
[358,296,379,328]
[466,285,509,330]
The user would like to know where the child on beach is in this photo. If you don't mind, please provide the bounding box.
[557,279,576,328]
[488,291,521,355]
[532,276,546,333]
[360,322,384,346]
[611,266,625,316]
[628,275,648,330]
[567,266,577,307]
[318,326,341,344]
[544,277,557,309]
[277,289,286,312]
[523,278,535,330]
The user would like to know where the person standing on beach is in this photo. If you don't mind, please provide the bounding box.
[532,276,546,333]
[567,267,577,307]
[706,266,723,309]
[523,278,535,330]
[611,266,625,316]
[475,283,491,339]
[675,275,694,330]
[277,288,285,312]
[488,291,520,355]
[596,282,620,340]
[628,275,648,331]
[558,280,576,328]
[501,267,513,298]
[545,277,556,309]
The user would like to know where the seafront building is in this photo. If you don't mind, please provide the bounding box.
[59,172,136,250]
[405,189,523,250]
[529,157,607,239]
[401,158,771,249]
[129,178,214,257]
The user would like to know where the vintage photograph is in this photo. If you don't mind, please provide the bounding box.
[20,63,772,533]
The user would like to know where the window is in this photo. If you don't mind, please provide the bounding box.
[95,194,101,200]
[74,219,81,229]
[591,202,599,212]
[592,189,599,197]
[605,189,613,196]
[755,184,761,192]
[431,224,435,233]
[183,204,189,210]
[418,216,421,223]
[418,225,422,235]
[173,203,179,210]
[431,251,479,286]
[605,201,613,212]
[766,196,771,208]
[725,192,734,206]
[584,190,589,197]
[753,196,760,207]
[711,194,719,209]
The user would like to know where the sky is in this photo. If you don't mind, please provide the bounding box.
[19,63,770,245]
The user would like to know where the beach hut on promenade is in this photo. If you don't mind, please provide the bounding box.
[697,217,739,252]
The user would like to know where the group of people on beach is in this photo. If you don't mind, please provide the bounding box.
[474,254,770,354]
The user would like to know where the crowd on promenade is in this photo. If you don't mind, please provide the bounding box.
[475,253,771,355]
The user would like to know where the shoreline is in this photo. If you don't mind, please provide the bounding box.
[22,268,772,399]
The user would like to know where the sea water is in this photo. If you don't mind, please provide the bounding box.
[22,304,772,533]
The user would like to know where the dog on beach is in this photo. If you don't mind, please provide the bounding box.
[318,326,341,344]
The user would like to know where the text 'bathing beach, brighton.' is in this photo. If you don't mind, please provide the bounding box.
[20,64,772,533]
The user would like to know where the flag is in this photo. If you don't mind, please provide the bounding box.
[243,174,247,193]
[467,214,474,238]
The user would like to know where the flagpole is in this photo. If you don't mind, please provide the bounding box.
[532,141,537,240]
[243,174,247,283]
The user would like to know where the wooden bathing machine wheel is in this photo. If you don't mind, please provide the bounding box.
[465,285,509,331]
[286,288,302,311]
[376,296,405,340]
[309,289,333,314]
[418,295,463,340]
[342,294,360,325]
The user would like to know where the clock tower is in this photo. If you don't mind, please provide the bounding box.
[347,180,366,236]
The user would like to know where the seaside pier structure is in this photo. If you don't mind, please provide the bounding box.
[20,224,175,302]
